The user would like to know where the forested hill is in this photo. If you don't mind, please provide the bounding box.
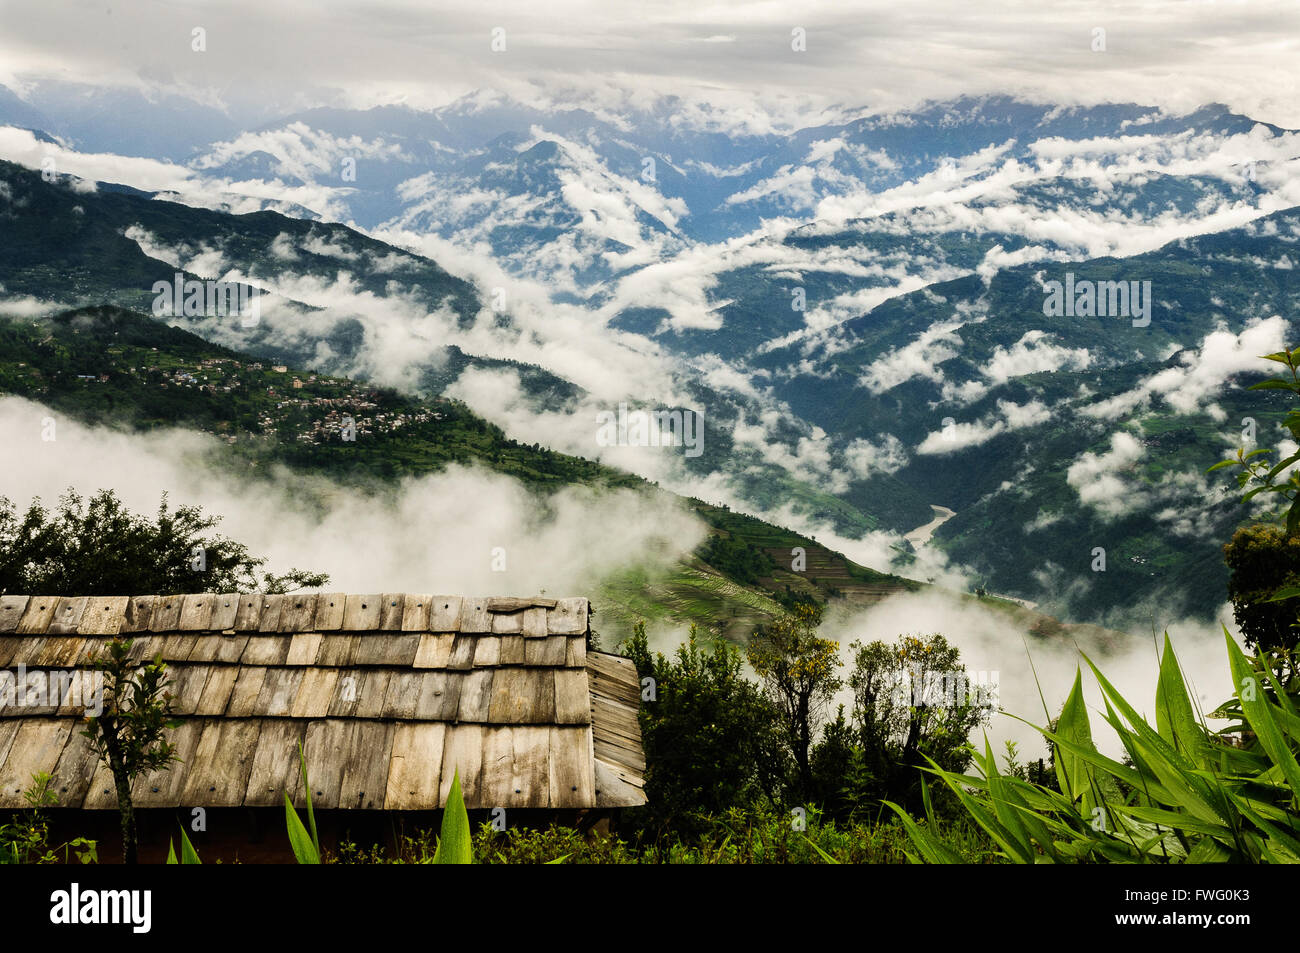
[0,304,921,641]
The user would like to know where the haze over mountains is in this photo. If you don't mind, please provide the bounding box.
[2,75,1299,636]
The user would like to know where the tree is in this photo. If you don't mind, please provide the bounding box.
[746,603,842,800]
[82,639,180,864]
[848,632,992,810]
[622,622,786,837]
[0,489,327,596]
[1223,524,1300,652]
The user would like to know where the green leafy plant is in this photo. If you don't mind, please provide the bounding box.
[82,638,181,864]
[433,770,472,864]
[889,630,1300,863]
[284,742,321,864]
[0,772,97,864]
[165,825,202,865]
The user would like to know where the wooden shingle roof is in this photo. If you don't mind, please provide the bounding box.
[0,593,646,811]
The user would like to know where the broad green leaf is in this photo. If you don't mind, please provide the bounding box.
[432,769,473,864]
[1155,633,1209,767]
[1225,630,1300,798]
[284,792,320,864]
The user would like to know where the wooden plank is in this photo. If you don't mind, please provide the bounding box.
[314,594,346,631]
[325,669,363,717]
[593,736,646,774]
[0,596,29,633]
[594,758,648,807]
[379,593,405,631]
[341,595,383,630]
[288,719,351,809]
[510,725,551,808]
[547,598,588,635]
[16,597,57,635]
[127,719,204,808]
[159,633,200,663]
[177,593,215,631]
[525,635,568,667]
[521,607,548,638]
[277,595,318,633]
[488,668,555,724]
[549,725,595,807]
[286,633,323,666]
[459,599,491,634]
[554,669,591,724]
[413,633,455,669]
[225,667,268,717]
[401,594,432,631]
[472,636,501,667]
[382,671,424,719]
[414,671,461,721]
[55,670,102,716]
[357,633,419,667]
[148,597,183,633]
[194,666,239,716]
[186,632,236,663]
[232,594,264,631]
[76,596,128,635]
[49,728,100,808]
[241,635,290,666]
[315,634,358,666]
[456,669,495,721]
[486,597,557,612]
[244,719,308,807]
[428,596,463,632]
[352,670,391,719]
[498,636,525,665]
[566,637,587,669]
[210,633,249,664]
[256,667,304,716]
[124,636,164,664]
[439,724,484,804]
[45,597,87,635]
[490,611,522,635]
[447,636,476,670]
[180,720,260,806]
[479,726,516,806]
[338,721,393,810]
[0,719,72,806]
[209,595,240,631]
[592,694,642,735]
[257,594,286,632]
[121,595,156,634]
[35,636,85,668]
[168,665,212,716]
[385,722,446,810]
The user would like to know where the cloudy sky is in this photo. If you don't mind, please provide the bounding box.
[1,0,1298,128]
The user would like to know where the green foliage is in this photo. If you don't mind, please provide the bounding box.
[1223,525,1300,653]
[695,534,775,586]
[165,826,202,865]
[0,772,96,864]
[892,631,1300,863]
[622,621,788,835]
[432,770,473,864]
[82,638,180,864]
[467,808,991,864]
[0,488,326,596]
[747,603,843,799]
[284,742,321,864]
